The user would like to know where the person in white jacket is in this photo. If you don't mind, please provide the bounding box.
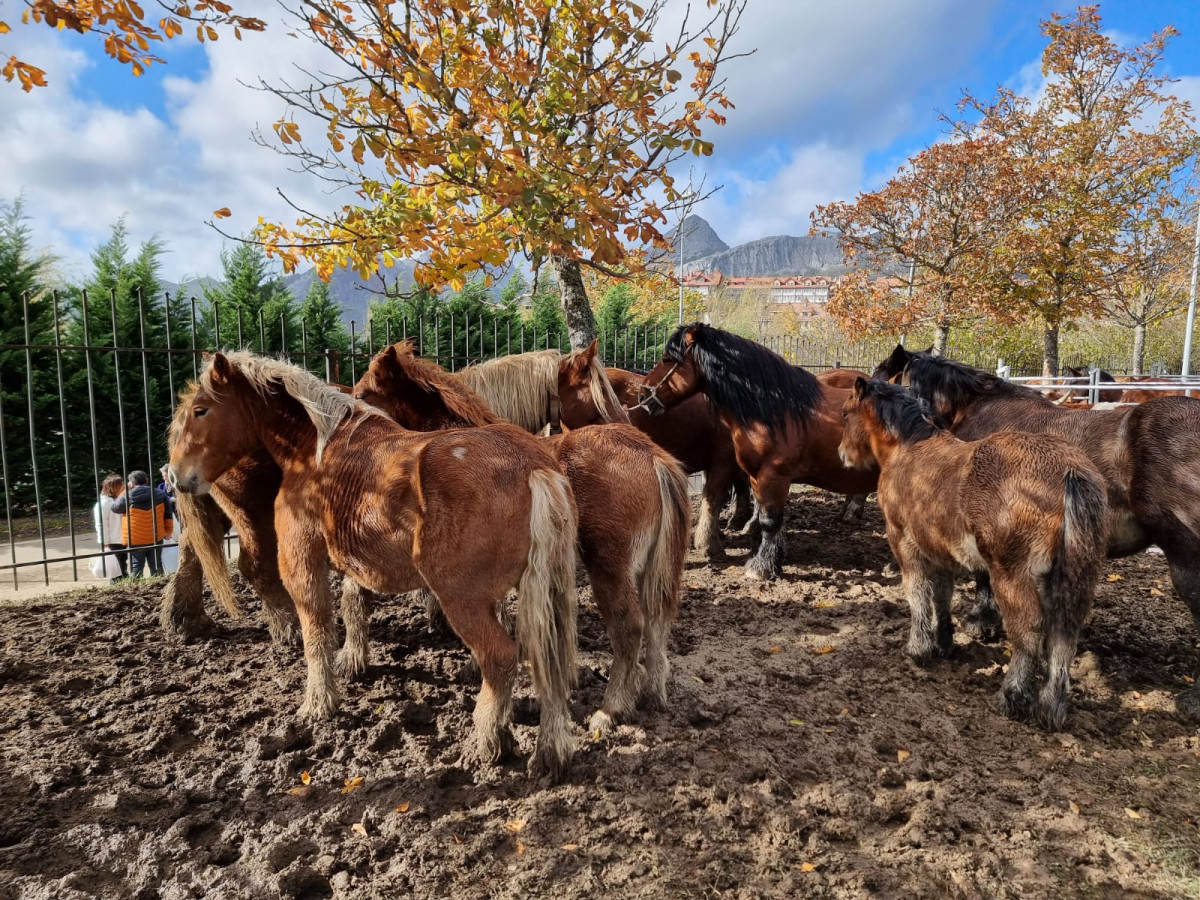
[93,473,128,581]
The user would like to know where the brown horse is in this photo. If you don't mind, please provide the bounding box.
[874,344,1200,721]
[353,342,691,735]
[168,352,579,780]
[840,378,1107,730]
[455,349,562,433]
[555,342,752,559]
[637,324,879,581]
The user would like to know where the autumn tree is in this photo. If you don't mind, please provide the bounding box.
[957,6,1198,375]
[813,136,1020,355]
[248,0,746,349]
[2,0,264,90]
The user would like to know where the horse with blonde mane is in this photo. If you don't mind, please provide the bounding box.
[168,351,579,780]
[354,341,691,735]
[455,349,563,434]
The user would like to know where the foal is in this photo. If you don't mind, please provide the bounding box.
[840,378,1108,730]
[354,342,692,735]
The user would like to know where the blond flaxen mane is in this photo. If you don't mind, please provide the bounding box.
[456,349,562,433]
[564,347,631,424]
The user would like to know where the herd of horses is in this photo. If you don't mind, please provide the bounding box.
[161,323,1200,781]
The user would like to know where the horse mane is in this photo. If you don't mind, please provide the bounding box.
[563,347,631,424]
[387,342,502,427]
[865,380,945,443]
[901,354,1053,416]
[202,351,382,461]
[666,324,821,432]
[456,349,562,433]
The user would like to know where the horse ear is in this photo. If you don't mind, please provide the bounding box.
[209,352,233,386]
[583,338,598,363]
[683,326,699,346]
[853,376,871,398]
[921,345,934,355]
[887,344,908,369]
[376,344,400,380]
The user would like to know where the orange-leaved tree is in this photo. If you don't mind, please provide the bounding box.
[957,5,1198,375]
[813,136,1022,355]
[2,0,264,91]
[247,0,746,349]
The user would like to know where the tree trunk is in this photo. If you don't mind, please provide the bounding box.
[1131,322,1146,375]
[549,254,597,350]
[932,322,950,357]
[1042,323,1059,378]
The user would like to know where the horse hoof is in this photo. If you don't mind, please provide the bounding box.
[744,559,779,582]
[527,748,571,784]
[335,648,367,679]
[1176,686,1200,723]
[962,616,1005,643]
[638,687,668,713]
[266,620,302,648]
[996,688,1037,723]
[160,613,216,642]
[476,726,516,765]
[298,693,339,721]
[588,710,615,739]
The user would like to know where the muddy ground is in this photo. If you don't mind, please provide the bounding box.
[1,491,1198,899]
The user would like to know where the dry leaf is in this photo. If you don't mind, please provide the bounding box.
[351,822,369,838]
[505,819,526,833]
[453,834,463,845]
[285,786,310,797]
[395,801,411,814]
[812,646,836,655]
[1125,808,1142,820]
[517,841,526,854]
[813,601,838,609]
[839,708,850,716]
[799,862,817,873]
[897,749,911,763]
[561,843,580,851]
[1106,573,1123,582]
[790,719,804,726]
[342,776,364,795]
[769,645,783,654]
[1149,587,1165,597]
[1069,801,1080,815]
[1183,675,1194,684]
[213,207,232,219]
[300,770,312,785]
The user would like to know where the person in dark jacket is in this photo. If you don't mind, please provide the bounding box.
[112,470,174,577]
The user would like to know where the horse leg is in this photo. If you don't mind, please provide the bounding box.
[277,521,339,720]
[336,578,373,678]
[435,591,518,766]
[745,476,789,582]
[900,554,953,663]
[640,599,671,713]
[990,571,1041,724]
[160,508,223,640]
[695,468,729,561]
[231,502,301,647]
[1162,550,1200,722]
[586,562,644,738]
[963,570,1005,642]
[727,469,754,533]
[836,493,868,526]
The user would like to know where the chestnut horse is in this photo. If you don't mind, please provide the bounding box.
[874,344,1200,721]
[455,349,563,433]
[637,324,879,581]
[840,378,1107,730]
[555,342,752,559]
[168,352,579,779]
[353,342,691,735]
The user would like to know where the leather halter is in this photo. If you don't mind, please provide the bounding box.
[626,342,693,413]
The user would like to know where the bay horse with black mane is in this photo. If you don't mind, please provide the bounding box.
[168,352,579,780]
[840,378,1107,730]
[637,323,879,580]
[555,342,752,559]
[874,344,1200,721]
[353,341,691,736]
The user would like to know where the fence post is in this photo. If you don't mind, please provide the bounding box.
[1088,366,1100,406]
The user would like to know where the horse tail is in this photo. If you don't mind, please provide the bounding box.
[1042,466,1107,730]
[518,468,579,780]
[639,455,690,636]
[175,491,242,620]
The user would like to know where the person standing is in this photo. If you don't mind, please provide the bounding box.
[92,473,128,582]
[112,470,174,577]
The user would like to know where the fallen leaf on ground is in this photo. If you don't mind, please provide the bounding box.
[351,822,369,838]
[342,776,364,794]
[1150,587,1165,597]
[453,834,463,845]
[561,843,579,851]
[839,708,850,716]
[300,771,311,785]
[799,862,817,873]
[769,645,783,654]
[1125,808,1143,820]
[1106,573,1123,582]
[395,802,410,814]
[1069,801,1080,815]
[285,786,310,797]
[1183,675,1194,684]
[505,819,526,833]
[790,719,804,726]
[812,646,836,655]
[517,841,526,854]
[897,749,911,763]
[813,601,838,609]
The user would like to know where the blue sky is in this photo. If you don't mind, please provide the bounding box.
[4,0,1199,283]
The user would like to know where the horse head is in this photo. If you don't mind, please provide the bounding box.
[169,352,259,496]
[635,325,702,416]
[557,340,630,428]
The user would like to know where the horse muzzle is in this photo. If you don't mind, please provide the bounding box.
[169,464,211,496]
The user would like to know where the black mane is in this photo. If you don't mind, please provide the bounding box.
[665,324,822,432]
[864,380,945,443]
[900,354,1054,417]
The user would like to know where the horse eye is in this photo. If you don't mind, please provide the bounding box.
[194,407,208,418]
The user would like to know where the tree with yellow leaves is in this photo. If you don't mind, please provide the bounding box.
[2,0,264,90]
[246,0,746,348]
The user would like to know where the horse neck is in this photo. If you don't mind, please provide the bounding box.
[605,369,642,405]
[239,389,323,469]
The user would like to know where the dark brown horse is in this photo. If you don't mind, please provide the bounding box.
[840,378,1107,729]
[555,341,752,559]
[169,352,579,779]
[353,342,691,736]
[874,344,1200,721]
[638,324,879,581]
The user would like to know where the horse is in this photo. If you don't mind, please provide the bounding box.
[1062,365,1125,403]
[455,349,563,434]
[555,341,753,559]
[637,323,880,581]
[873,343,1200,722]
[839,377,1107,730]
[353,342,691,736]
[168,352,579,780]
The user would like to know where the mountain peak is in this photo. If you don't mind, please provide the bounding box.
[670,215,728,266]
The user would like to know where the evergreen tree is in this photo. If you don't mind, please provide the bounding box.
[595,282,635,338]
[0,197,61,515]
[203,242,297,352]
[297,277,350,377]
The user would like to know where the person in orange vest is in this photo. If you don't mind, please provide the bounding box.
[111,469,174,578]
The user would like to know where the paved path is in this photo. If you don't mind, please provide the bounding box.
[0,529,239,602]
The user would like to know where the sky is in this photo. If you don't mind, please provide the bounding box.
[3,0,1199,285]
